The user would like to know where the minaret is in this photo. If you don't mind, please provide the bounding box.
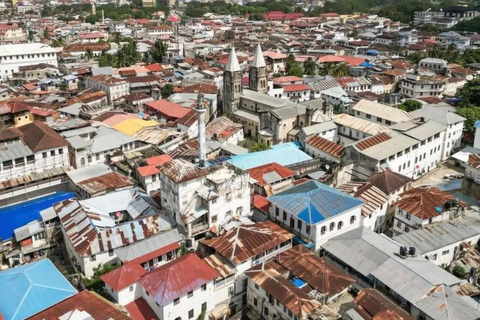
[223,46,242,117]
[249,44,267,93]
[91,0,96,16]
[196,93,206,167]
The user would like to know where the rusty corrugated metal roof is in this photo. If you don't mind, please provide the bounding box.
[356,132,392,151]
[202,220,294,265]
[337,182,389,217]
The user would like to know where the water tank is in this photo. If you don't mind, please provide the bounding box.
[409,247,416,256]
[399,246,407,256]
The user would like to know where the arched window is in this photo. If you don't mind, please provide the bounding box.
[321,226,326,235]
[338,221,343,230]
[87,155,92,163]
[350,215,356,224]
[329,222,335,231]
[80,158,85,166]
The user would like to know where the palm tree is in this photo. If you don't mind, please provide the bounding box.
[85,49,94,61]
[303,57,317,76]
[331,63,348,77]
[43,29,49,39]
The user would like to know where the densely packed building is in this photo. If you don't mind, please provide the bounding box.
[1,2,480,320]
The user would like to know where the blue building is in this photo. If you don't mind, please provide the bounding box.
[0,259,77,320]
[267,180,363,252]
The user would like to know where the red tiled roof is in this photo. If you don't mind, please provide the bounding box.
[128,242,180,265]
[318,55,345,63]
[283,84,310,92]
[145,63,163,72]
[305,135,344,158]
[356,132,392,151]
[100,262,147,291]
[248,162,295,186]
[145,100,191,119]
[139,254,219,305]
[26,290,132,320]
[125,298,157,320]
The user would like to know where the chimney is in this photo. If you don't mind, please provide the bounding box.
[196,93,206,167]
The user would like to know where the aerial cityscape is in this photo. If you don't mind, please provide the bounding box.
[0,0,480,319]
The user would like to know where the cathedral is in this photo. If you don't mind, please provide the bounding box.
[222,44,333,145]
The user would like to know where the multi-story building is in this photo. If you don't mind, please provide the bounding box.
[147,25,173,38]
[392,186,464,235]
[267,180,363,252]
[399,74,445,98]
[419,58,447,73]
[201,221,295,314]
[0,43,60,82]
[158,160,251,243]
[352,99,415,126]
[332,113,390,146]
[0,24,25,43]
[346,119,446,179]
[85,75,129,104]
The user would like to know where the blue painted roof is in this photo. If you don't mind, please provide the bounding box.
[267,180,363,224]
[475,120,480,128]
[0,192,74,241]
[0,259,77,320]
[290,277,307,288]
[227,142,312,170]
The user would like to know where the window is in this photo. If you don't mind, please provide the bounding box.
[201,284,206,291]
[306,225,310,234]
[51,150,55,156]
[432,253,437,260]
[275,207,279,216]
[350,215,356,224]
[283,211,287,221]
[59,148,63,154]
[129,285,133,292]
[366,114,371,119]
[255,283,259,290]
[297,219,302,230]
[188,291,193,298]
[376,117,383,123]
[264,307,269,316]
[321,226,326,235]
[188,310,194,319]
[329,222,335,231]
[91,254,96,261]
[442,250,449,255]
[406,213,411,220]
[42,152,47,158]
[337,221,343,230]
[174,298,180,305]
[108,249,114,256]
[254,298,258,307]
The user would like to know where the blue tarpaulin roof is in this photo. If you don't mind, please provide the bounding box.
[0,191,74,240]
[227,142,312,170]
[365,49,379,55]
[293,235,315,249]
[290,277,307,288]
[0,259,77,320]
[360,62,373,67]
[267,180,363,225]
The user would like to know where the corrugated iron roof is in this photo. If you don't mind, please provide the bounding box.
[337,182,389,217]
[203,253,235,279]
[305,135,344,158]
[139,254,219,306]
[100,262,147,291]
[356,132,392,151]
[368,170,413,195]
[202,220,294,264]
[248,162,295,187]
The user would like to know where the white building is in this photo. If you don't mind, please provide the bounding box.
[0,43,60,82]
[337,182,389,233]
[346,119,447,179]
[158,160,251,243]
[84,75,129,104]
[102,253,231,320]
[267,180,364,252]
[419,58,447,73]
[0,122,70,182]
[201,220,295,314]
[393,186,464,235]
[332,113,390,146]
[56,188,176,277]
[352,99,415,126]
[399,74,445,98]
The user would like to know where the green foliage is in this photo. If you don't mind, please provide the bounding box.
[196,310,206,320]
[84,263,119,295]
[85,15,100,24]
[180,243,189,256]
[303,57,317,76]
[250,13,265,21]
[398,100,423,112]
[411,45,480,66]
[457,107,480,131]
[453,265,466,278]
[319,63,348,77]
[453,17,480,32]
[51,38,65,47]
[285,54,304,78]
[459,78,480,106]
[184,0,293,17]
[150,40,168,63]
[161,84,174,98]
[251,142,270,152]
[98,42,140,67]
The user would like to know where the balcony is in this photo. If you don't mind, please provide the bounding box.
[191,223,209,235]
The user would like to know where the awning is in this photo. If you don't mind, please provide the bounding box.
[293,235,314,249]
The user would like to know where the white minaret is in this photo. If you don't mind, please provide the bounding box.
[91,0,96,16]
[102,10,105,24]
[196,93,206,167]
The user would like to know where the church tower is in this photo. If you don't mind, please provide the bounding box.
[223,46,243,117]
[249,44,267,93]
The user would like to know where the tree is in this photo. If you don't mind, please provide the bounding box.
[43,29,50,39]
[85,49,94,61]
[150,40,168,63]
[84,263,119,296]
[251,142,269,152]
[161,84,174,98]
[285,54,304,78]
[457,107,480,131]
[398,100,422,112]
[27,31,34,43]
[330,63,348,77]
[303,57,317,76]
[453,265,466,278]
[459,78,480,107]
[51,38,65,47]
[85,15,100,24]
[250,13,264,21]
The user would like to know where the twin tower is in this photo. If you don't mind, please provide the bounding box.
[223,44,267,116]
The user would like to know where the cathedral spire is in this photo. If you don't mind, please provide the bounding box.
[226,46,241,72]
[251,44,265,68]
